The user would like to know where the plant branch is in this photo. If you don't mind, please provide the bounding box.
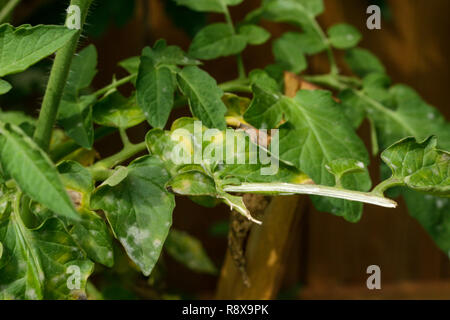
[0,0,20,24]
[90,141,146,171]
[223,183,398,208]
[33,0,93,151]
[92,74,137,98]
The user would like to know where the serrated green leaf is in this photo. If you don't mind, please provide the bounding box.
[381,136,449,197]
[238,24,270,45]
[58,45,98,149]
[327,23,362,49]
[273,33,307,73]
[165,229,217,275]
[177,66,227,129]
[0,24,77,77]
[0,122,80,221]
[354,84,450,152]
[93,92,145,129]
[137,55,176,128]
[91,156,175,276]
[345,48,385,77]
[189,23,247,60]
[0,214,93,299]
[0,79,11,95]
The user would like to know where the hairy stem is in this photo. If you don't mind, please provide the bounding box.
[0,0,20,24]
[33,0,93,151]
[224,183,398,208]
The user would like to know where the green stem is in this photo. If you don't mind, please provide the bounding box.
[90,141,146,171]
[310,18,339,75]
[224,183,398,208]
[219,78,251,93]
[33,0,93,151]
[222,4,246,79]
[0,0,21,24]
[92,74,137,98]
[372,177,404,196]
[119,128,131,147]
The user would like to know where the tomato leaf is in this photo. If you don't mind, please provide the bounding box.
[91,156,175,276]
[0,122,80,221]
[0,215,93,299]
[189,23,247,60]
[0,24,76,77]
[177,66,227,129]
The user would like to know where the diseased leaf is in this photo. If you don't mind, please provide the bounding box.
[93,92,145,129]
[165,229,217,275]
[238,24,270,45]
[327,23,362,49]
[0,122,80,221]
[137,55,176,128]
[189,23,247,60]
[0,24,76,77]
[177,66,227,129]
[0,214,93,299]
[0,79,12,95]
[91,156,175,276]
[381,136,449,197]
[345,48,385,77]
[167,171,217,196]
[58,45,98,149]
[69,209,114,268]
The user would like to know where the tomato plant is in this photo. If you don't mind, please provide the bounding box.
[0,0,448,300]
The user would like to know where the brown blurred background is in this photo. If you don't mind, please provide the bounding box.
[9,0,450,299]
